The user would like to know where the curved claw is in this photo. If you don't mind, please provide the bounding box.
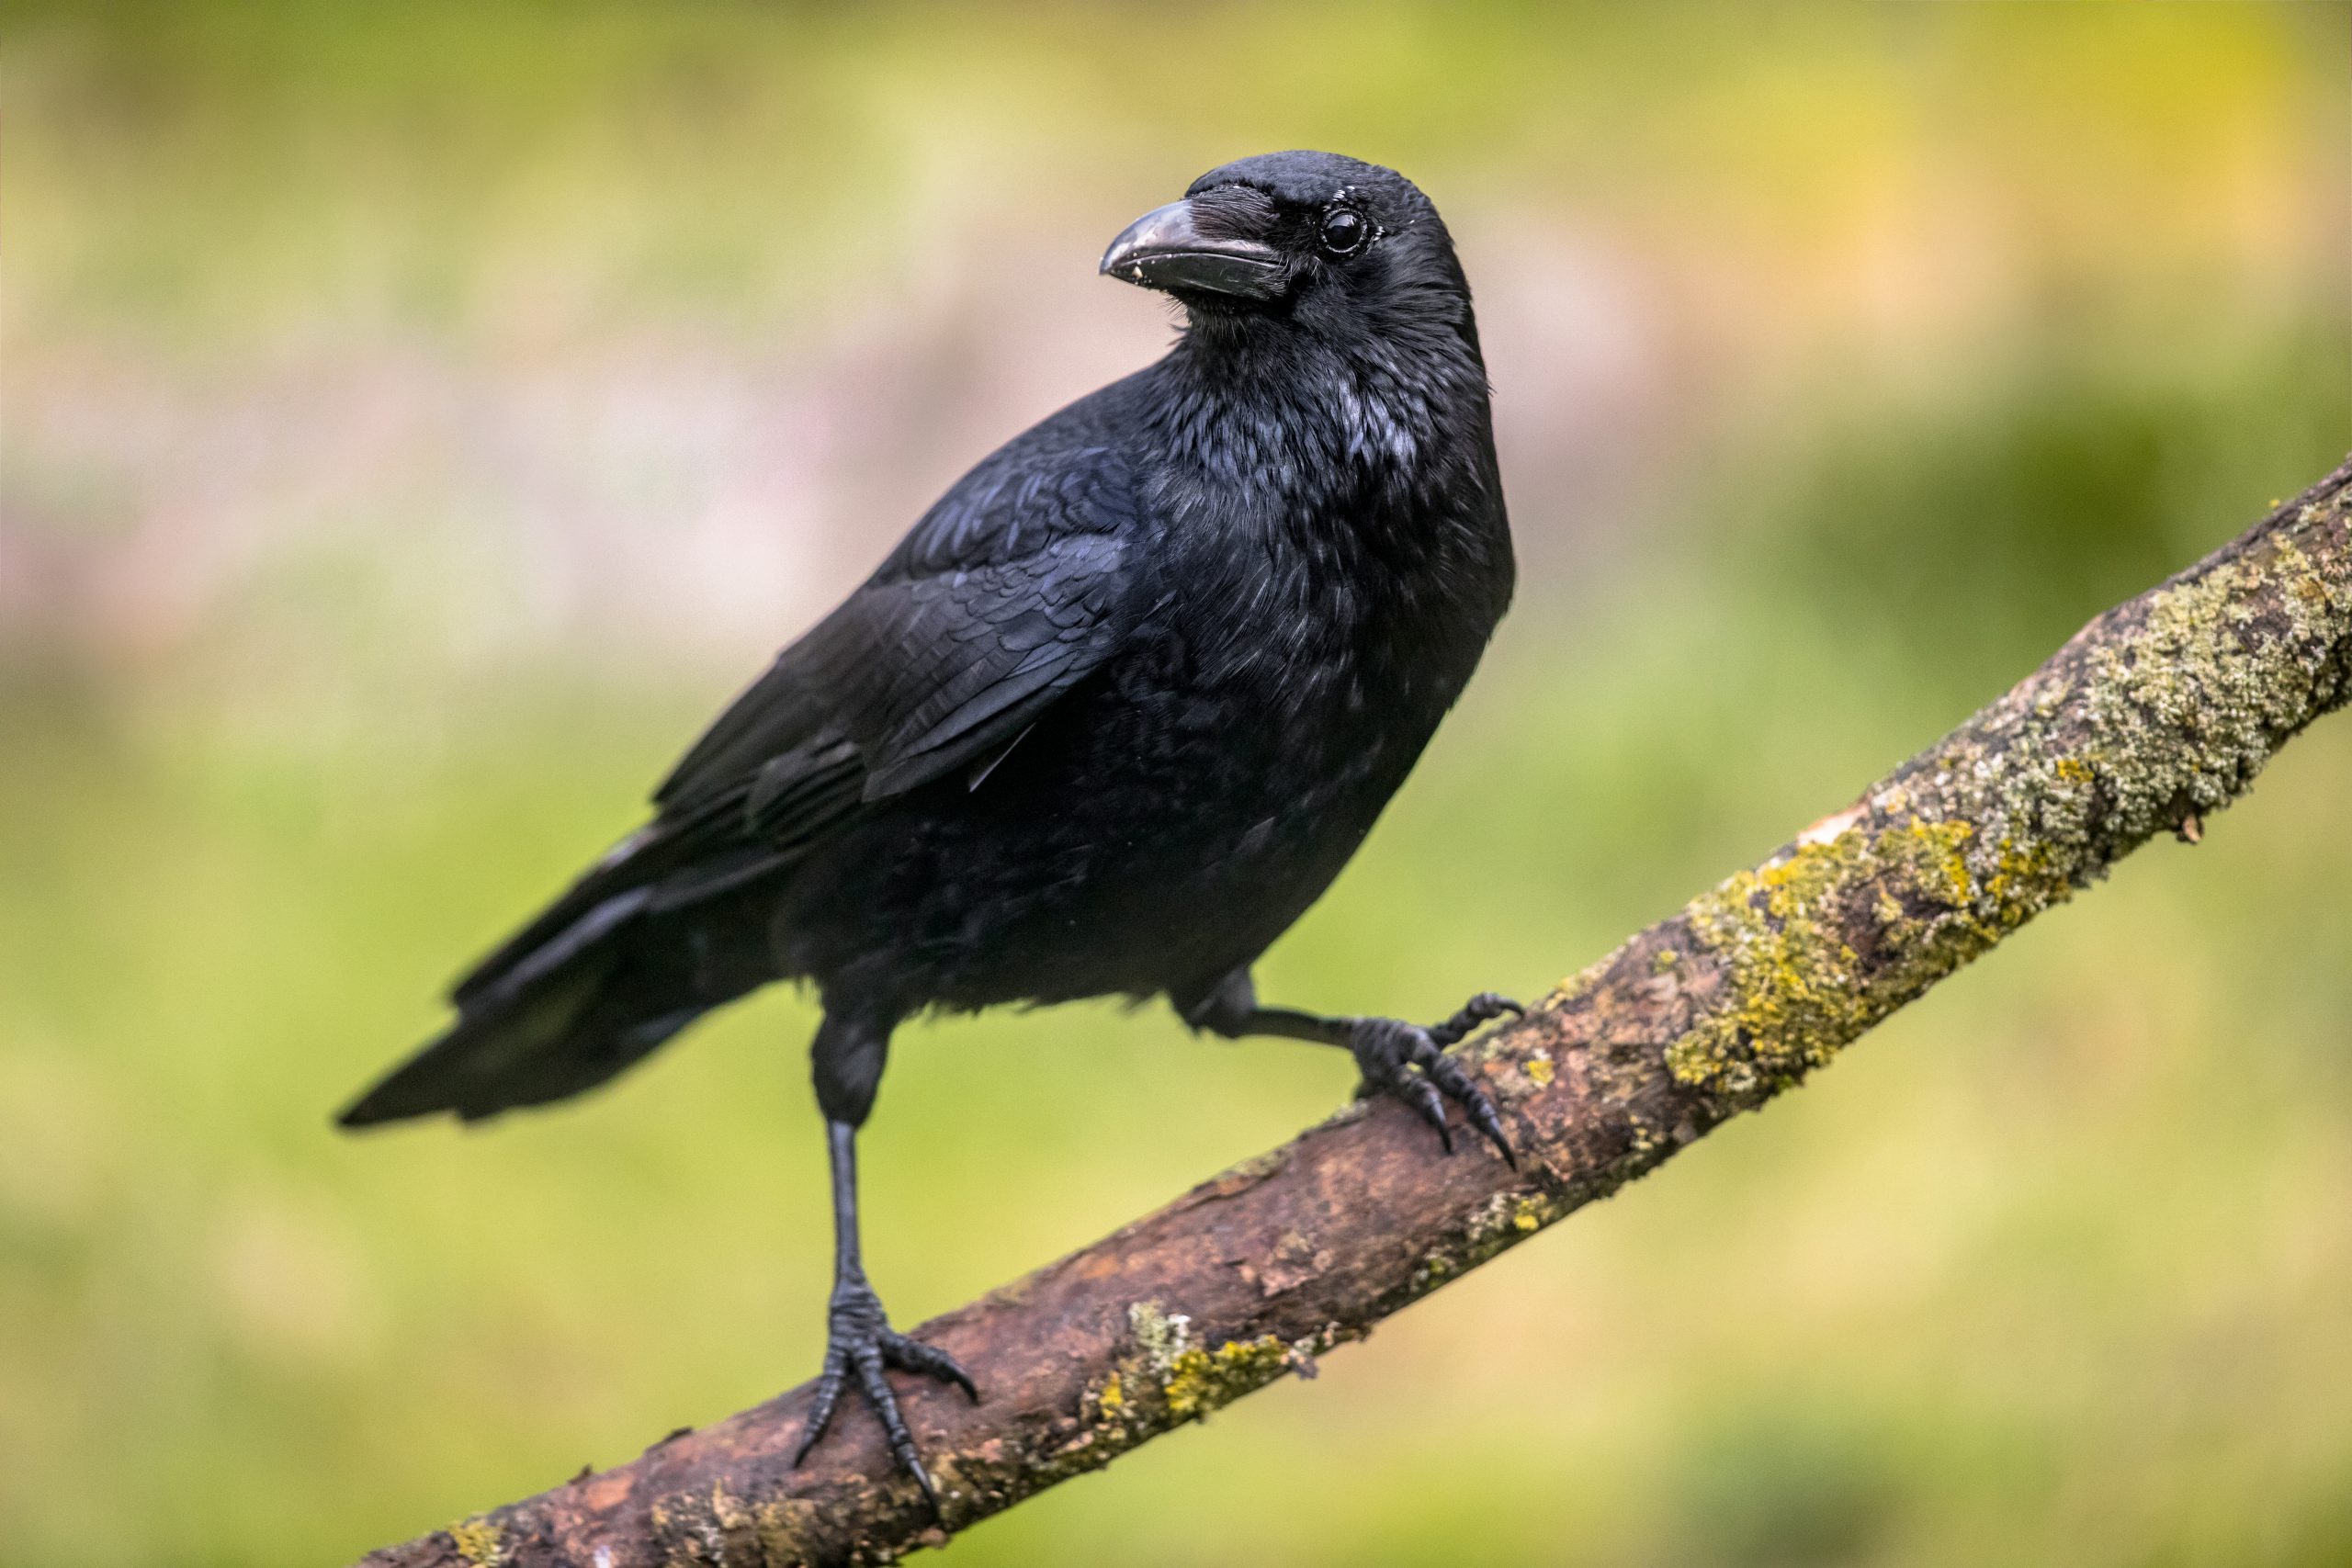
[792,1281,978,1517]
[1425,992,1525,1049]
[1419,1045,1517,1168]
[851,1341,937,1510]
[1348,995,1521,1168]
[883,1329,980,1403]
[1393,1066,1453,1153]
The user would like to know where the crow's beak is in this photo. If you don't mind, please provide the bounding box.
[1100,199,1284,299]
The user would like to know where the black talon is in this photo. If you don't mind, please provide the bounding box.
[793,1347,849,1467]
[1398,1069,1453,1152]
[792,1274,970,1517]
[1426,991,1524,1049]
[1347,999,1518,1166]
[1421,1046,1518,1168]
[852,1342,937,1508]
[884,1330,980,1402]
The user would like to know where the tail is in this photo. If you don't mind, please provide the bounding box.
[338,834,786,1128]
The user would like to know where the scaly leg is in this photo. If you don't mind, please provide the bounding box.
[793,1016,977,1510]
[1183,971,1522,1165]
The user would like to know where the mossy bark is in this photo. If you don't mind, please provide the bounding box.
[360,458,2352,1568]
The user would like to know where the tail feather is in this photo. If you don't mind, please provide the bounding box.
[340,868,783,1128]
[449,804,749,1009]
[338,969,650,1125]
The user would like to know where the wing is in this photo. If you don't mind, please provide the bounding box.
[655,423,1142,817]
[451,409,1144,1010]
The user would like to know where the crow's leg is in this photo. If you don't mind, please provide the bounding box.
[1182,969,1522,1166]
[793,1012,977,1511]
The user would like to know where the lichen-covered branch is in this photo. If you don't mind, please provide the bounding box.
[360,458,2352,1568]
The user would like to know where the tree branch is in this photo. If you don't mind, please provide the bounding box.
[361,457,2352,1568]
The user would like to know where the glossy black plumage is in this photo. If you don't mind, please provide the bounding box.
[341,151,1517,1501]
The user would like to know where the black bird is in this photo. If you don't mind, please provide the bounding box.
[340,151,1520,1502]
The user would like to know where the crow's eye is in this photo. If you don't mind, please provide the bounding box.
[1318,207,1369,258]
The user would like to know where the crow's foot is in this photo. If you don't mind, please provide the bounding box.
[1349,992,1522,1166]
[792,1275,978,1512]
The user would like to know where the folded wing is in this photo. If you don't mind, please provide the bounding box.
[341,413,1142,1125]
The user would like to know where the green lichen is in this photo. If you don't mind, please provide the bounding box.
[751,1497,824,1564]
[1670,824,1922,1094]
[1543,961,1607,1011]
[1113,1301,1292,1425]
[707,1481,752,1536]
[1126,1300,1191,1376]
[1161,1336,1289,1419]
[1666,497,2350,1102]
[1464,1190,1543,1241]
[2074,529,2346,838]
[447,1517,503,1567]
[1454,1190,1565,1262]
[904,1310,1335,1542]
[1464,1192,1516,1245]
[1668,815,2064,1097]
[1625,1115,1663,1157]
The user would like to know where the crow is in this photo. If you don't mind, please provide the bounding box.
[339,151,1520,1503]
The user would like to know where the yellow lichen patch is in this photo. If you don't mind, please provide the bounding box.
[709,1481,752,1535]
[1904,817,1976,908]
[1978,835,2066,931]
[1463,1189,1559,1248]
[1668,817,1991,1097]
[1523,1050,1555,1088]
[447,1517,503,1567]
[1161,1336,1289,1420]
[2074,521,2348,842]
[1657,492,2351,1103]
[1095,1371,1125,1416]
[751,1495,826,1562]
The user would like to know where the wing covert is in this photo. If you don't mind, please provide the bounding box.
[652,414,1141,828]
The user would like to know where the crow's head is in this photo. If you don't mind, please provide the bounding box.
[1102,152,1472,347]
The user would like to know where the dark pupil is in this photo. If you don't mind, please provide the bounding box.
[1321,209,1365,254]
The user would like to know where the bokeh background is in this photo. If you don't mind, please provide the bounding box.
[5,4,2349,1564]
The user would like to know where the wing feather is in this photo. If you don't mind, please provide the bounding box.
[655,414,1138,824]
[442,379,1146,1015]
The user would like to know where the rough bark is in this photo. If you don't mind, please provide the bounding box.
[361,457,2352,1568]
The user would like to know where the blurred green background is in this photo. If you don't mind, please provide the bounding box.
[4,4,2349,1564]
